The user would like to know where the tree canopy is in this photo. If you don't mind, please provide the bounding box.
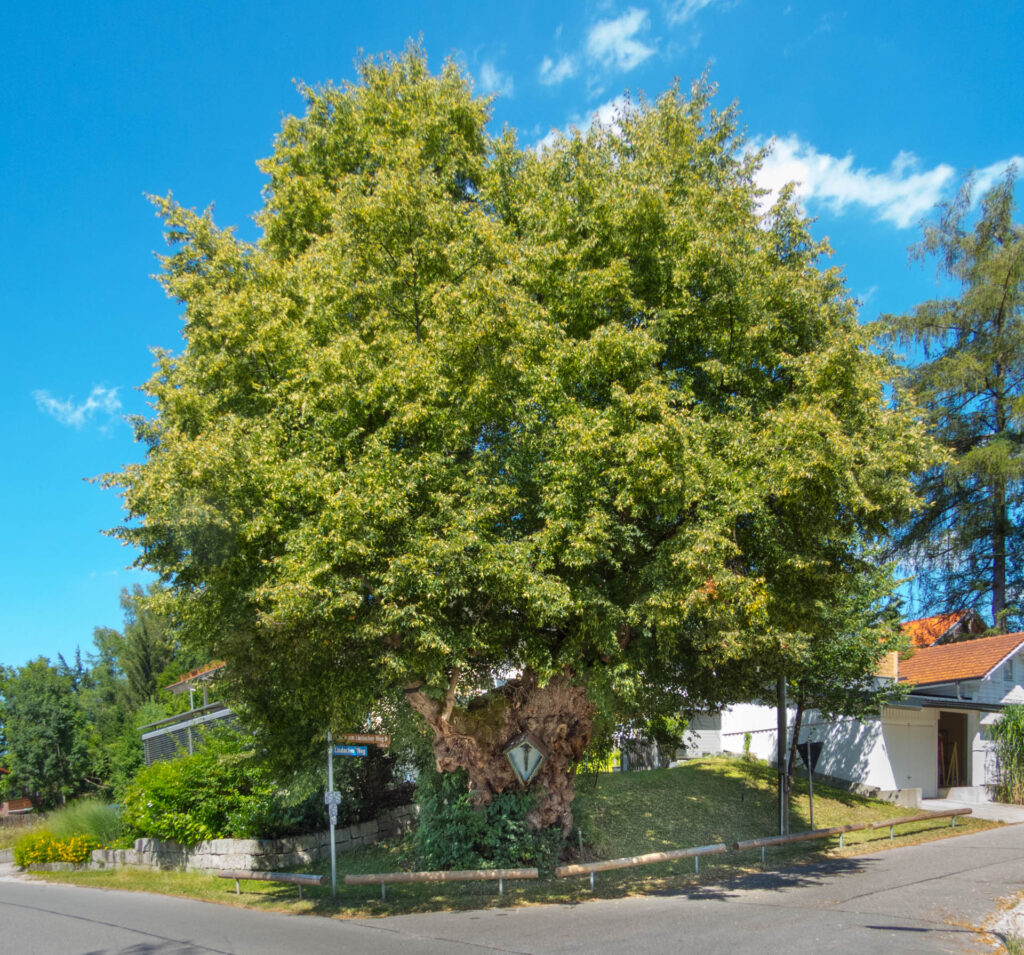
[106,50,930,820]
[1,657,90,807]
[886,170,1024,631]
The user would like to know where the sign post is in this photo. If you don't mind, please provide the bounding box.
[777,678,788,835]
[796,741,823,831]
[324,731,389,897]
[326,732,338,897]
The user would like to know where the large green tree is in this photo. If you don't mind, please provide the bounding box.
[0,658,90,807]
[85,584,190,795]
[107,49,929,831]
[886,170,1024,631]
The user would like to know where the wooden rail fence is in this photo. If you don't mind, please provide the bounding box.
[344,866,539,900]
[216,869,327,899]
[261,807,973,900]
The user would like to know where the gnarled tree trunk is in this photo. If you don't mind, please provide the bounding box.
[405,669,595,834]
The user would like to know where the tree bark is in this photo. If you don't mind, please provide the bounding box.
[405,669,595,834]
[993,478,1007,628]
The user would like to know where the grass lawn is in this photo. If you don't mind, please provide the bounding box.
[25,757,999,918]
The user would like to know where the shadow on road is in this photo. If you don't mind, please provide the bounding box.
[662,855,870,903]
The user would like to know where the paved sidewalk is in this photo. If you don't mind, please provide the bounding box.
[922,798,1024,824]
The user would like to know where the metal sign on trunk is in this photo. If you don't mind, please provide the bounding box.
[504,733,547,785]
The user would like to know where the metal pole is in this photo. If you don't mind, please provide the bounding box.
[807,754,814,831]
[777,677,788,835]
[328,731,337,898]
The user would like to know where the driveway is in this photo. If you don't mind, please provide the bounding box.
[923,798,1024,824]
[1,823,1022,953]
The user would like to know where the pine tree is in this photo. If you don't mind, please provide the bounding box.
[887,169,1024,631]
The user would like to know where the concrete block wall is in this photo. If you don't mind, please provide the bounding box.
[91,804,417,872]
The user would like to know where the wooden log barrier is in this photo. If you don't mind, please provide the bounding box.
[867,807,972,829]
[732,824,867,852]
[344,867,539,901]
[216,869,327,899]
[555,843,728,878]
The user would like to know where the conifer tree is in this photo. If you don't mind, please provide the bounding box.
[887,170,1024,631]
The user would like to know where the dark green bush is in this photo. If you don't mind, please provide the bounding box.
[120,731,280,845]
[413,768,561,872]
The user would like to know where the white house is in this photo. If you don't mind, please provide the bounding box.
[684,621,1024,806]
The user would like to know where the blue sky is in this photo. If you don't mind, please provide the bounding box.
[2,1,1021,669]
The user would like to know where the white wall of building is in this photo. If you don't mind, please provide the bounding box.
[720,703,787,761]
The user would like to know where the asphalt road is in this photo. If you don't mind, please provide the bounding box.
[2,823,1021,954]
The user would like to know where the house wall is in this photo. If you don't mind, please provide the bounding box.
[719,703,787,761]
[686,682,1017,801]
[683,712,723,757]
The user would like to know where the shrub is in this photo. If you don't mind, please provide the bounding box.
[413,768,561,872]
[13,830,100,867]
[120,730,279,846]
[991,704,1024,804]
[46,798,123,847]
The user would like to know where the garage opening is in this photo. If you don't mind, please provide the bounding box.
[938,711,968,787]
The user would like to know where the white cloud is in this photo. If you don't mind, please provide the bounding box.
[34,385,122,428]
[478,61,514,98]
[665,0,717,26]
[534,95,631,154]
[534,129,563,154]
[586,8,656,72]
[755,135,958,228]
[973,156,1024,196]
[586,94,631,130]
[539,55,577,86]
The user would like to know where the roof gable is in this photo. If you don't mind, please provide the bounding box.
[900,610,985,648]
[899,631,1024,686]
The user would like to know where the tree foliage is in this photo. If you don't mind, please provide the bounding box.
[0,658,90,807]
[0,586,196,805]
[105,49,929,812]
[886,170,1024,631]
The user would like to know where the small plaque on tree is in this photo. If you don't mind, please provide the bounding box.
[505,732,548,785]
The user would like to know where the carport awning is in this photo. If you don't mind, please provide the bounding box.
[910,694,1004,713]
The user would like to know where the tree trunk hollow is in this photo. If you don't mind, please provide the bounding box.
[405,670,595,834]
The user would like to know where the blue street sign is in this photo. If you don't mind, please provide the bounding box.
[332,744,367,757]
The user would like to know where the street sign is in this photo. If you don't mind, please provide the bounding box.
[324,790,342,806]
[332,744,368,757]
[339,733,391,748]
[796,741,823,771]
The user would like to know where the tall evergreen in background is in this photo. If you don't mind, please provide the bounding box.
[887,170,1024,631]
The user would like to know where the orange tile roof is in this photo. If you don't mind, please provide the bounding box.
[901,611,971,648]
[899,631,1024,686]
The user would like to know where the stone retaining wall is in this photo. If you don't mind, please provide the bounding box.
[91,804,417,872]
